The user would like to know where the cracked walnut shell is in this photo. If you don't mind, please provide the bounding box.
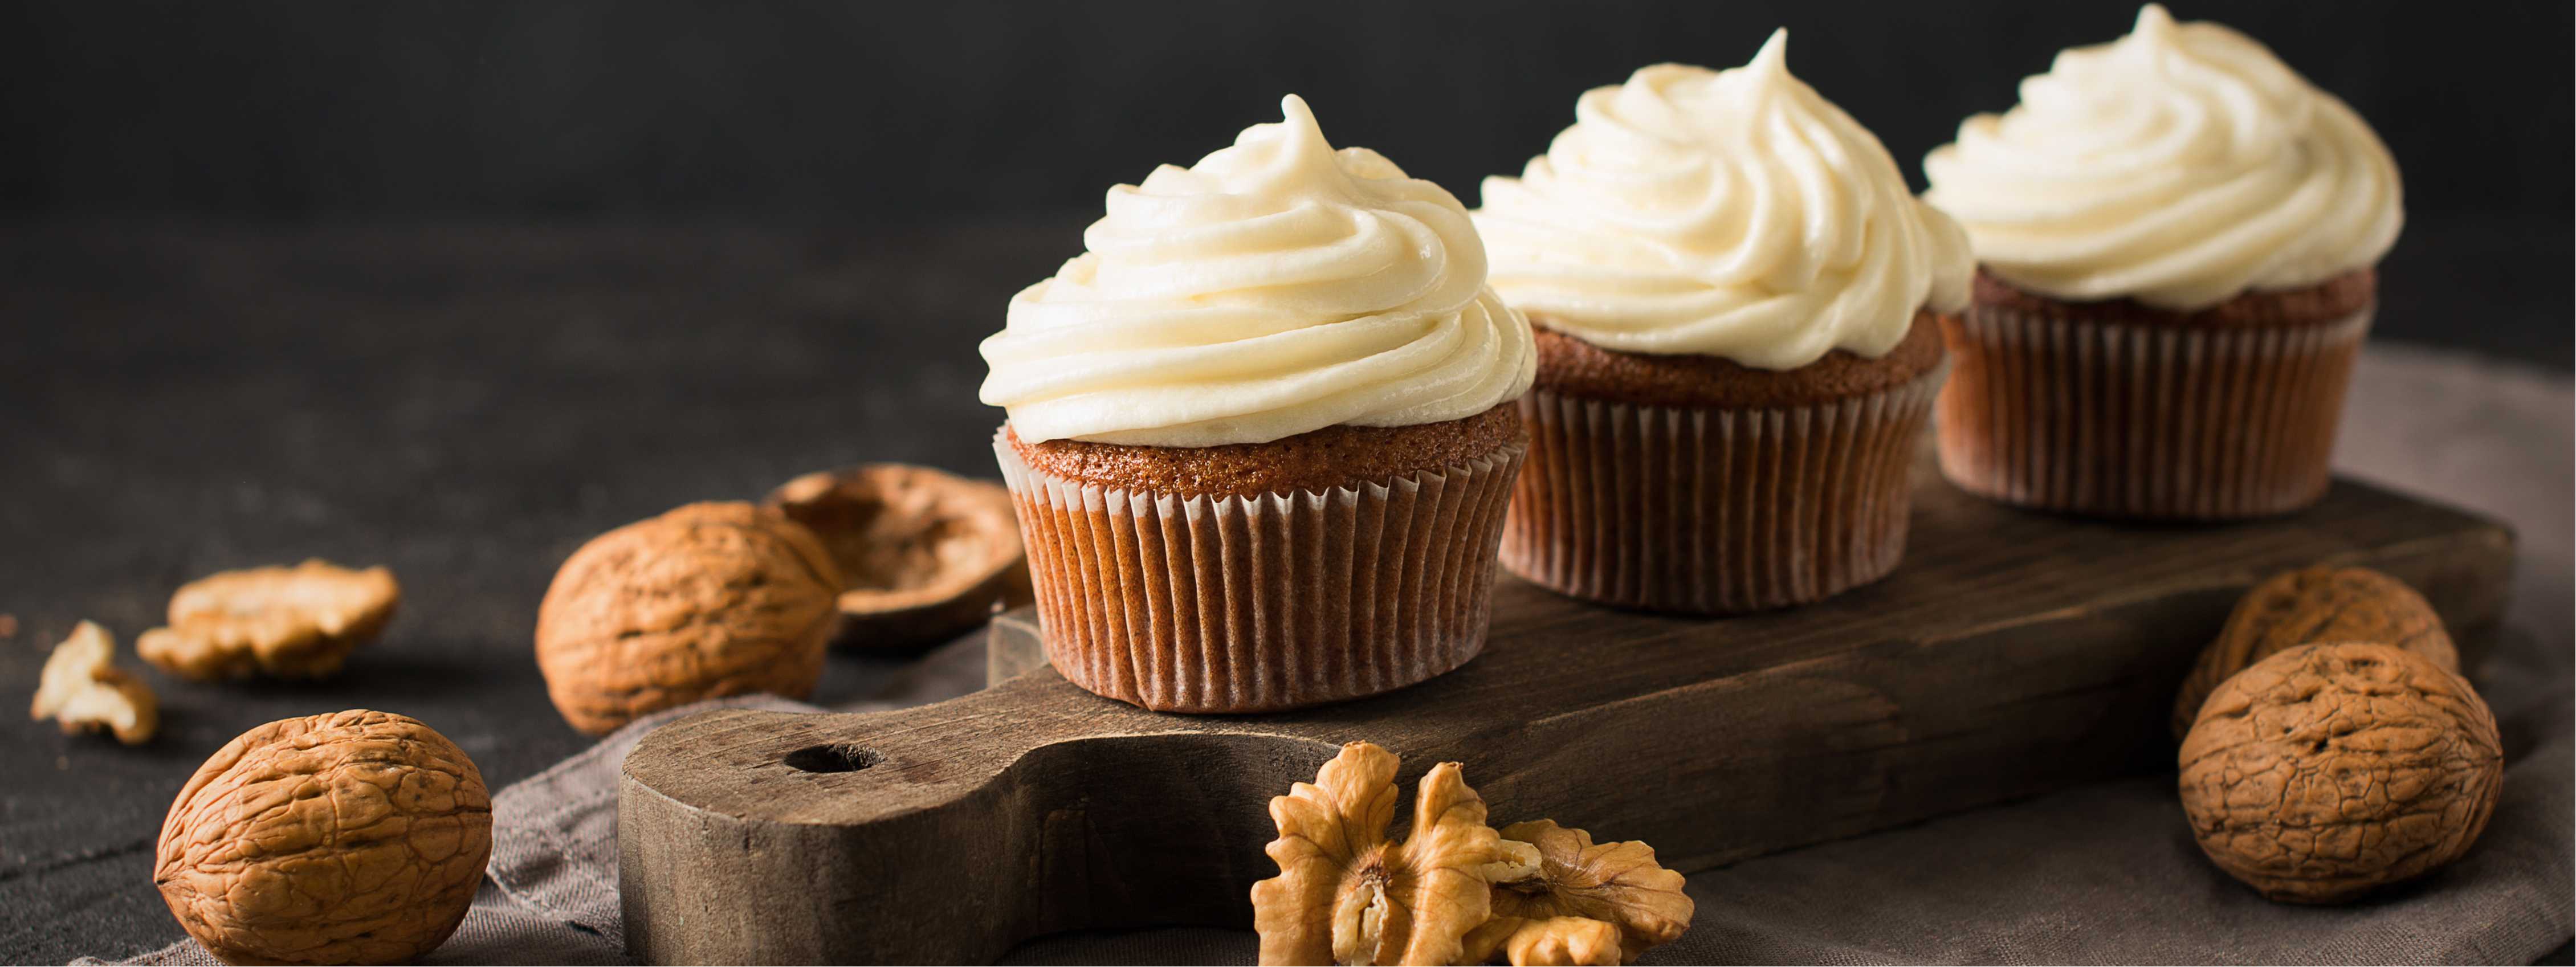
[29,620,158,744]
[1252,742,1503,966]
[767,463,1029,649]
[137,560,400,680]
[156,709,492,965]
[535,501,843,735]
[2178,642,2502,904]
[2172,565,2456,738]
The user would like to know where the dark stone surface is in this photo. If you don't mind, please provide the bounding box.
[0,218,1075,962]
[0,218,2566,964]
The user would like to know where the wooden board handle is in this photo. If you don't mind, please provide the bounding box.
[619,672,1346,964]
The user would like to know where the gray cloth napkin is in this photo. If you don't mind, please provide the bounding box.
[94,347,2576,966]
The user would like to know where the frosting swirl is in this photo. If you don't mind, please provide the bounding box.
[981,96,1534,447]
[1922,5,2402,310]
[1473,30,1971,369]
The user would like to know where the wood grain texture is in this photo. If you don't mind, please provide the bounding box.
[619,467,2512,965]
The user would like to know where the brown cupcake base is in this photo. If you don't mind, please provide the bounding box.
[1529,311,1950,407]
[1935,272,2374,520]
[1501,361,1947,614]
[994,422,1525,713]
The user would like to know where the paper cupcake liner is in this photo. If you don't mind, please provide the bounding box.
[1501,362,1947,614]
[993,433,1526,713]
[1934,305,2371,520]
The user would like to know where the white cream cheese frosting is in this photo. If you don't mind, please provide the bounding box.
[1922,5,2403,310]
[981,95,1535,447]
[1473,30,1971,369]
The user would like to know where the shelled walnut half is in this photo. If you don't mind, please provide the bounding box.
[1461,916,1621,967]
[768,464,1028,648]
[1469,821,1693,965]
[1248,744,1693,967]
[29,621,158,744]
[1251,742,1503,966]
[137,560,400,680]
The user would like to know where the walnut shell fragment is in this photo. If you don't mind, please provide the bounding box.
[1480,820,1691,964]
[1252,741,1503,966]
[137,560,401,680]
[2172,565,2457,738]
[2178,642,2502,904]
[535,501,843,735]
[28,620,158,744]
[768,463,1028,648]
[156,709,492,965]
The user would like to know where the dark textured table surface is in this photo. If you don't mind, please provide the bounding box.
[1,218,1070,961]
[3,218,2569,964]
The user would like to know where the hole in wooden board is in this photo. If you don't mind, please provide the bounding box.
[784,743,884,773]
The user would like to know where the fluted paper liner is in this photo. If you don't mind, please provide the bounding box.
[1502,362,1947,614]
[993,433,1525,713]
[1935,305,2370,520]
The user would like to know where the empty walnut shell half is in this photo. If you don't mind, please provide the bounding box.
[2178,642,2502,904]
[2171,565,2457,738]
[156,709,492,965]
[767,464,1028,649]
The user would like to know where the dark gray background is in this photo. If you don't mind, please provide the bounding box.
[2,0,2570,364]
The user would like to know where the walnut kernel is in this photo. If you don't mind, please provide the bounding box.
[2178,642,2502,903]
[1460,916,1624,967]
[155,709,492,964]
[1251,741,1503,966]
[137,560,400,680]
[535,501,843,735]
[28,620,158,744]
[1483,820,1691,964]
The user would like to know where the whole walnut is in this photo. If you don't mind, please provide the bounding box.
[155,710,492,965]
[2178,643,2502,904]
[536,501,843,734]
[2173,565,2456,738]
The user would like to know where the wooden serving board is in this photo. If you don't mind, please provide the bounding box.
[618,466,2512,965]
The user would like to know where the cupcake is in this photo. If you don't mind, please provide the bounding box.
[1921,5,2402,520]
[979,96,1535,713]
[1474,31,1972,613]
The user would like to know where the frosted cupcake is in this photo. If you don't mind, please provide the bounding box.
[1476,31,1971,613]
[980,96,1535,713]
[1922,5,2402,519]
